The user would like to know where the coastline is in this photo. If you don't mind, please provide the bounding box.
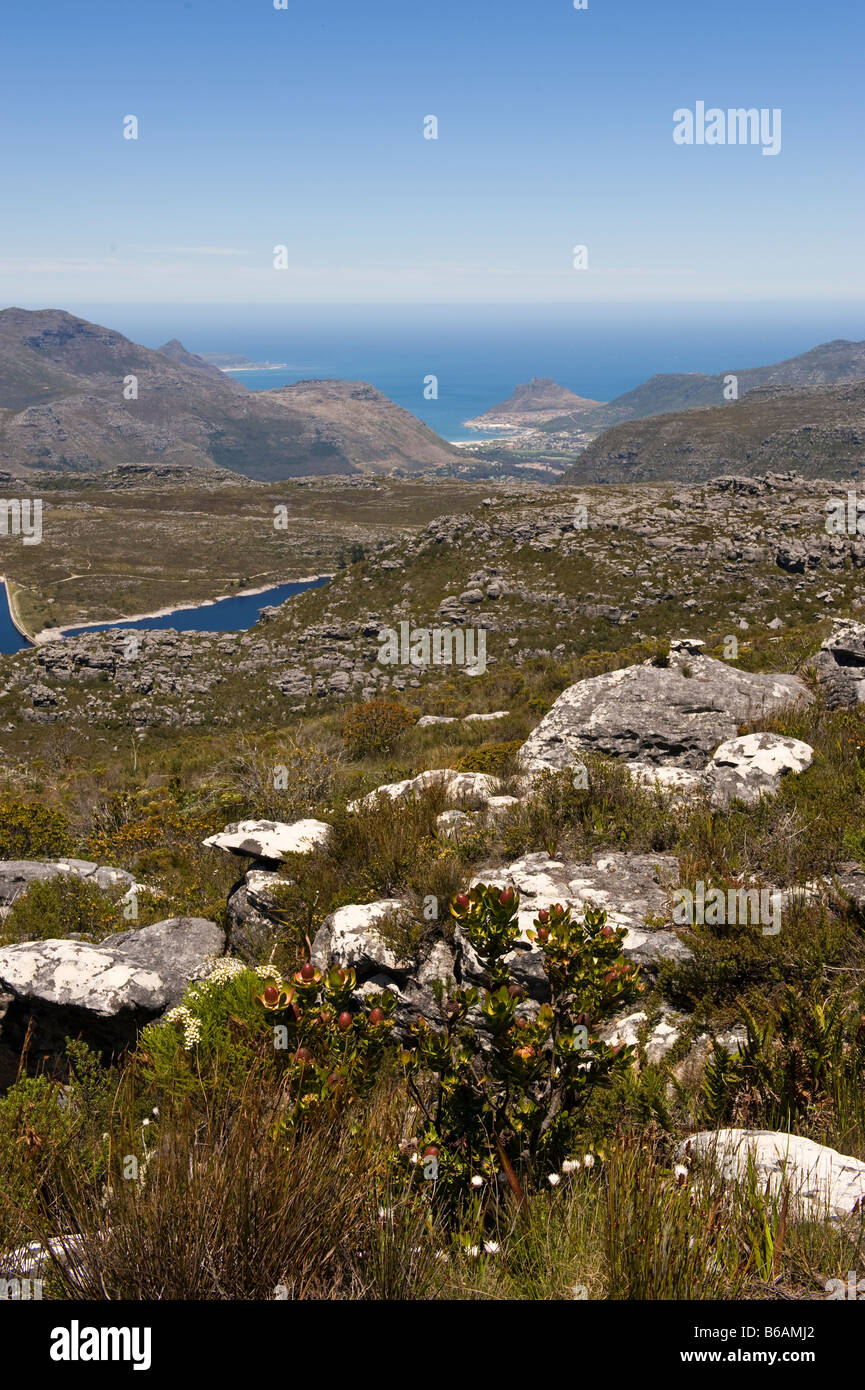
[450,437,511,447]
[31,574,334,645]
[219,364,288,373]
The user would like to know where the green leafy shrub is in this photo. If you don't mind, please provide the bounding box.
[140,956,398,1115]
[0,798,72,859]
[454,740,522,776]
[400,884,643,1215]
[0,874,162,946]
[342,699,416,759]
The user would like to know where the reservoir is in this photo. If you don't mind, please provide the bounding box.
[0,576,330,653]
[0,583,31,654]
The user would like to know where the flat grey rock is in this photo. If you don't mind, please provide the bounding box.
[0,916,224,1053]
[349,769,502,812]
[518,649,811,773]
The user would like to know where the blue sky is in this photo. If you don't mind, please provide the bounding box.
[1,0,862,305]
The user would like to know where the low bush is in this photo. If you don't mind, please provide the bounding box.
[342,700,416,759]
[399,884,643,1219]
[0,798,72,859]
[454,739,523,776]
[0,875,162,946]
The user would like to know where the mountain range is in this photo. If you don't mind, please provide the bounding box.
[0,309,459,480]
[3,310,865,486]
[544,338,865,433]
[560,378,865,485]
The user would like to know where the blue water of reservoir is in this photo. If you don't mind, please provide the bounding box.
[0,584,31,654]
[0,576,330,652]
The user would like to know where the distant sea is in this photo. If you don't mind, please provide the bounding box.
[78,302,865,444]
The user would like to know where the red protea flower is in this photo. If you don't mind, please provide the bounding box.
[257,982,296,1011]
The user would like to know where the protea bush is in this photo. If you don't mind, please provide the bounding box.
[399,883,643,1214]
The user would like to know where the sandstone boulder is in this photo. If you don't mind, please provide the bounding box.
[203,818,331,862]
[0,916,224,1052]
[703,732,814,807]
[518,645,811,774]
[349,769,502,812]
[676,1129,865,1220]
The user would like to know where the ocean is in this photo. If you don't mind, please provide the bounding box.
[84,301,865,444]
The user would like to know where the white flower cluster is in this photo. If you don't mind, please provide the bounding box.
[191,956,248,995]
[164,1005,202,1050]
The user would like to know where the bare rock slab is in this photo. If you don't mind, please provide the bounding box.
[0,916,224,1053]
[518,649,811,774]
[203,818,331,862]
[676,1129,865,1220]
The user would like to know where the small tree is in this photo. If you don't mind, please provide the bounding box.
[402,884,643,1208]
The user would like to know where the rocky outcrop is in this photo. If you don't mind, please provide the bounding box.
[0,916,224,1052]
[518,641,811,774]
[0,859,138,908]
[303,849,691,1037]
[203,818,331,862]
[703,733,814,807]
[816,620,865,707]
[468,851,690,973]
[676,1129,865,1221]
